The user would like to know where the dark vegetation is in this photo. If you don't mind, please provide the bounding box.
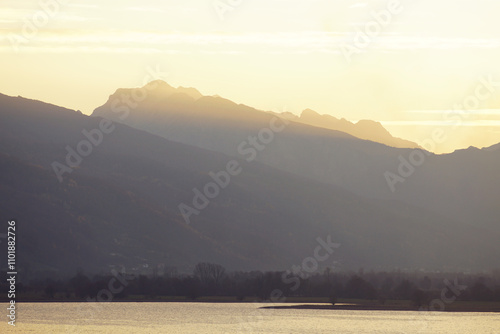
[2,264,500,307]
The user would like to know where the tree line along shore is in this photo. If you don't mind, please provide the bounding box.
[1,264,500,312]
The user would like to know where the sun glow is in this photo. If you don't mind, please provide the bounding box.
[1,0,500,152]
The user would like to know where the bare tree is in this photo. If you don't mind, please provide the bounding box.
[194,262,226,287]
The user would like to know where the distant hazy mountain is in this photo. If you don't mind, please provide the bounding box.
[93,81,500,230]
[279,108,420,149]
[92,81,403,199]
[2,92,498,275]
[484,142,500,151]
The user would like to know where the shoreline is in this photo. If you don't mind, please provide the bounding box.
[2,298,499,313]
[260,303,500,313]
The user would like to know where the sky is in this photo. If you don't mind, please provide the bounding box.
[1,0,500,153]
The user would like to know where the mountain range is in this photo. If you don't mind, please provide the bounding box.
[1,82,499,276]
[93,81,500,229]
[276,108,420,149]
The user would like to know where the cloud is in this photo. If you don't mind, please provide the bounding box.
[0,27,499,55]
[381,120,500,127]
[406,109,500,115]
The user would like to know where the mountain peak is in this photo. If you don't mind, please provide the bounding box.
[355,119,386,131]
[141,81,203,100]
[145,79,173,88]
[301,108,320,117]
[291,109,419,149]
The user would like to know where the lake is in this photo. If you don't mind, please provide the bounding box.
[1,302,499,333]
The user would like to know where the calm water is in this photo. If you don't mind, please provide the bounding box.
[1,302,498,333]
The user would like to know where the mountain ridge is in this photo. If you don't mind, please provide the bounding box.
[2,92,499,275]
[275,107,421,149]
[94,81,418,149]
[91,81,500,231]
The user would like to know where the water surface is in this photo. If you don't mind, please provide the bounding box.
[1,302,498,333]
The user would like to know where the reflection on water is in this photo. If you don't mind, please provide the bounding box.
[1,302,498,333]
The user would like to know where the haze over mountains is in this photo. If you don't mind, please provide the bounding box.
[93,81,500,229]
[277,108,420,149]
[1,83,499,276]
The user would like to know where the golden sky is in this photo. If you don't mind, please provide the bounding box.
[1,0,500,153]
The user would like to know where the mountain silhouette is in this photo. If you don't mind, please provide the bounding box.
[2,92,499,275]
[93,81,500,230]
[282,108,420,149]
